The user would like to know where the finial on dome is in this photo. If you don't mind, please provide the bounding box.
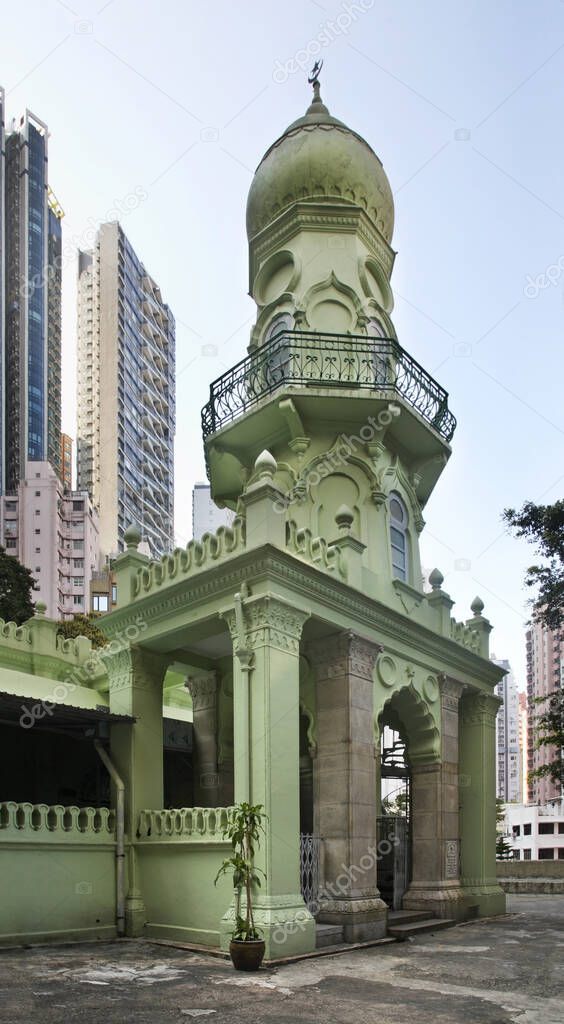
[306,60,329,116]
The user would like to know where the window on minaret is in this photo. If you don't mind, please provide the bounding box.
[389,491,409,582]
[265,312,293,386]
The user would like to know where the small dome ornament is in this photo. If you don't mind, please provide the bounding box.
[335,503,354,533]
[254,449,277,480]
[35,601,47,616]
[471,595,485,617]
[124,523,142,550]
[429,568,444,591]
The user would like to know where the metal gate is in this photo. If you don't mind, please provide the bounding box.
[300,833,321,915]
[377,815,410,910]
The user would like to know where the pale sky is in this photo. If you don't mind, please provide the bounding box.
[2,0,564,687]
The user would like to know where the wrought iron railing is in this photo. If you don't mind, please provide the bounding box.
[201,330,456,443]
[300,832,321,914]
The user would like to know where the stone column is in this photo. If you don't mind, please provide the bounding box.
[186,672,220,806]
[459,691,506,917]
[106,645,169,936]
[403,676,467,920]
[221,594,315,958]
[308,632,388,941]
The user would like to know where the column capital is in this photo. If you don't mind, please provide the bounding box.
[439,674,466,710]
[186,672,218,712]
[223,594,310,655]
[103,645,169,695]
[461,690,501,726]
[307,631,382,681]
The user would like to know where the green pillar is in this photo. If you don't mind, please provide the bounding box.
[459,691,506,917]
[106,646,169,936]
[221,595,315,958]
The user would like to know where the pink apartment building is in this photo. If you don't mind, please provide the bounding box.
[0,461,99,619]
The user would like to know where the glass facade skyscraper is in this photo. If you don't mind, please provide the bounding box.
[0,98,62,493]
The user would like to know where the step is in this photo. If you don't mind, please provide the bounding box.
[387,917,456,941]
[387,910,432,925]
[315,923,344,948]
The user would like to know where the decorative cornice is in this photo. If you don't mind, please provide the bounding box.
[100,545,503,689]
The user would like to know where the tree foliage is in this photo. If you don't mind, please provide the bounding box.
[503,499,564,633]
[504,499,564,791]
[56,613,107,649]
[0,546,36,625]
[529,690,564,788]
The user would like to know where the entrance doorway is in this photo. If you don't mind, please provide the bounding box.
[378,717,411,910]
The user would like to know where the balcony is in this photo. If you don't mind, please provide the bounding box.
[201,330,456,444]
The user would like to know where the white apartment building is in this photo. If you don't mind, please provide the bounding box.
[504,800,564,861]
[77,222,175,561]
[493,658,521,803]
[0,461,99,619]
[192,482,234,540]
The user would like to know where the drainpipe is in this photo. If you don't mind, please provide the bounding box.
[94,740,125,937]
[233,590,253,803]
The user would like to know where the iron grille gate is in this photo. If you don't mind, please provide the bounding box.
[377,815,410,910]
[300,833,320,915]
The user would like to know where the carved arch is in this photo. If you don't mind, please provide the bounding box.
[376,683,440,766]
[299,271,365,329]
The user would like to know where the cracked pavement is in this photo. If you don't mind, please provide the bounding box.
[0,896,563,1023]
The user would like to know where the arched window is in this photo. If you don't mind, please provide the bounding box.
[367,317,390,385]
[389,491,409,582]
[265,312,293,385]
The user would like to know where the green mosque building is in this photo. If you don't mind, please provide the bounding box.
[0,79,505,956]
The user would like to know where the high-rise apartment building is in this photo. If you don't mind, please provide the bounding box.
[1,100,62,493]
[0,461,98,619]
[493,658,521,803]
[192,482,234,540]
[77,222,175,560]
[60,432,73,491]
[526,621,563,804]
[518,691,528,804]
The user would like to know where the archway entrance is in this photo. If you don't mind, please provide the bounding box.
[377,710,411,910]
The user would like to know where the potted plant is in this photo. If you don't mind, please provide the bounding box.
[215,802,266,971]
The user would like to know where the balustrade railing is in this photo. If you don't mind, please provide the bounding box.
[0,801,115,840]
[201,330,456,444]
[137,806,234,841]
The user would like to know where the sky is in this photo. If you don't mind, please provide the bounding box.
[2,0,563,687]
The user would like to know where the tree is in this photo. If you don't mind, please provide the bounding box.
[0,546,36,624]
[495,799,514,861]
[57,613,107,649]
[503,499,564,791]
[529,690,564,789]
[503,499,564,634]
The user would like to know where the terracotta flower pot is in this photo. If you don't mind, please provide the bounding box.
[229,938,266,971]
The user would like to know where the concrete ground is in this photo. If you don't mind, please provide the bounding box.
[0,896,563,1024]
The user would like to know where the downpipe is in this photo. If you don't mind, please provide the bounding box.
[94,740,125,937]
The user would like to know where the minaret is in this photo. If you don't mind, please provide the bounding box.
[202,75,455,594]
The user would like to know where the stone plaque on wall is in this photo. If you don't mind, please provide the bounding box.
[445,840,459,879]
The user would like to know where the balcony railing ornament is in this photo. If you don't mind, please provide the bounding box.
[201,330,456,447]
